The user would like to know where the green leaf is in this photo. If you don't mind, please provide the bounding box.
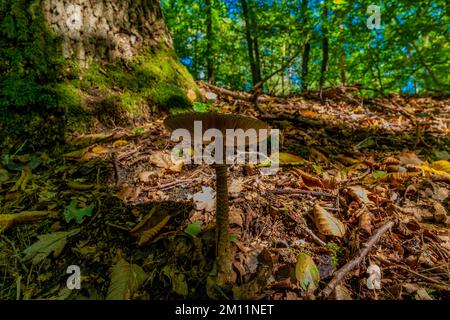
[296,253,320,291]
[64,200,94,224]
[184,221,202,237]
[23,229,80,265]
[372,170,388,179]
[106,259,148,300]
[259,152,306,167]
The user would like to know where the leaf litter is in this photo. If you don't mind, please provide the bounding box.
[0,85,449,300]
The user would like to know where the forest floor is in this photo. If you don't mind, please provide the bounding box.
[0,83,449,300]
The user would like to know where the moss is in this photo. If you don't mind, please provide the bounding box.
[150,82,191,111]
[0,0,197,151]
[68,42,198,121]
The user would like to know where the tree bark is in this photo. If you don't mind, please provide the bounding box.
[301,42,311,91]
[241,0,262,86]
[206,0,215,83]
[319,1,329,97]
[300,0,310,92]
[41,0,172,67]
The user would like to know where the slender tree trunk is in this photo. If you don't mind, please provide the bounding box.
[319,0,329,97]
[206,0,215,83]
[300,0,310,92]
[301,42,311,91]
[241,0,261,86]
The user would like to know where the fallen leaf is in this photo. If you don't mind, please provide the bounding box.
[130,208,171,246]
[23,229,80,265]
[399,152,422,165]
[359,211,373,233]
[64,200,94,224]
[184,221,202,237]
[138,171,155,183]
[294,169,324,188]
[229,206,243,227]
[229,178,244,193]
[430,160,450,175]
[0,211,49,233]
[332,285,353,300]
[112,140,128,147]
[314,204,346,237]
[106,258,148,300]
[149,151,184,172]
[366,264,381,290]
[192,186,215,212]
[162,265,188,296]
[415,288,433,300]
[295,252,320,291]
[348,186,372,204]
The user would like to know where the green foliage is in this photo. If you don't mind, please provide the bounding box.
[0,1,197,151]
[184,221,202,237]
[162,0,449,95]
[64,200,94,224]
[327,242,343,266]
[0,0,67,150]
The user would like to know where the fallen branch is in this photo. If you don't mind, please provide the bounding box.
[319,220,395,299]
[263,188,336,198]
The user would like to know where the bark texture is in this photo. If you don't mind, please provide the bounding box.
[41,0,172,66]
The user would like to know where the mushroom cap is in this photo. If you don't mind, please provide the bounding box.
[164,112,270,146]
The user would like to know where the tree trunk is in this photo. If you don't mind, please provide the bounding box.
[300,0,310,92]
[206,0,215,83]
[319,0,329,97]
[0,0,197,150]
[241,0,261,86]
[41,0,172,67]
[301,42,311,92]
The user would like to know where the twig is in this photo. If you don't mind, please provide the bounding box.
[106,221,130,232]
[319,220,395,299]
[297,224,327,247]
[375,255,449,286]
[143,178,199,191]
[263,189,336,198]
[112,153,121,187]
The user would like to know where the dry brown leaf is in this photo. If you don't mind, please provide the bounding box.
[314,204,346,238]
[136,215,171,246]
[332,285,353,300]
[229,178,244,194]
[138,171,155,183]
[383,156,400,165]
[399,152,422,165]
[358,211,373,233]
[229,206,243,227]
[149,151,184,172]
[347,186,372,204]
[130,207,171,246]
[293,169,324,188]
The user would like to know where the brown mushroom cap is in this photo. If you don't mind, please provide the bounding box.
[164,112,270,146]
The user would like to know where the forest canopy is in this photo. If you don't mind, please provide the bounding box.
[162,0,449,96]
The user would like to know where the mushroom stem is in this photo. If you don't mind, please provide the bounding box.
[214,163,231,285]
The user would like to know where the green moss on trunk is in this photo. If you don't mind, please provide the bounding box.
[0,1,198,152]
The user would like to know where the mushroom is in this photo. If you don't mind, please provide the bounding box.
[164,112,270,293]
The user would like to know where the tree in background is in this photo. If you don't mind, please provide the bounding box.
[163,0,449,96]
